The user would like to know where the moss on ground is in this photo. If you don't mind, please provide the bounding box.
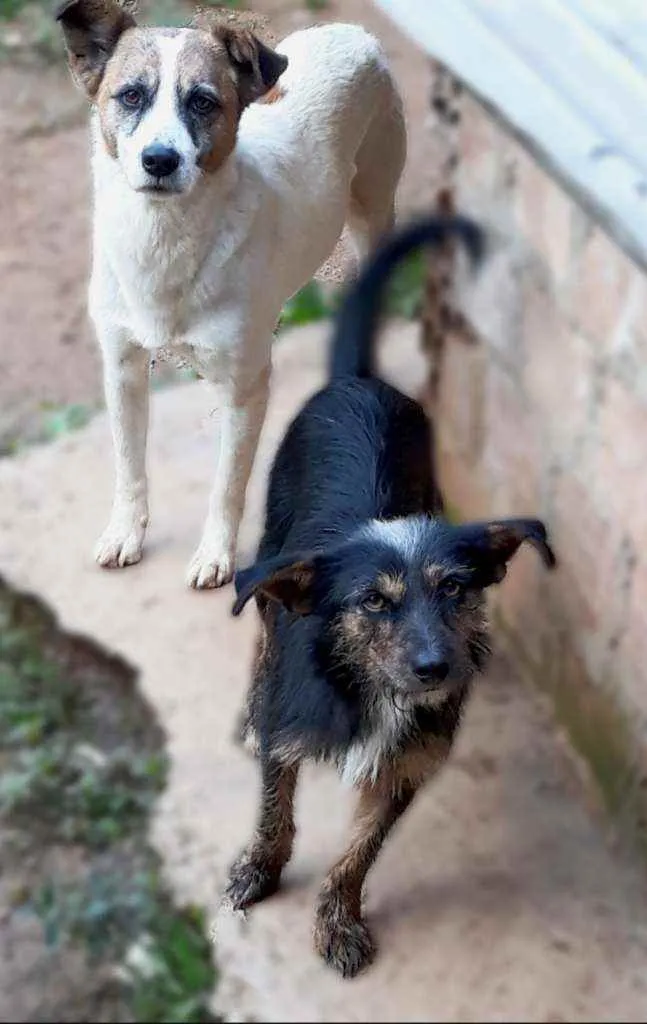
[0,579,219,1022]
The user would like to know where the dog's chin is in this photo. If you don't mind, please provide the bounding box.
[388,675,463,709]
[407,684,452,708]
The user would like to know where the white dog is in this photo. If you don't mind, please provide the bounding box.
[56,0,406,588]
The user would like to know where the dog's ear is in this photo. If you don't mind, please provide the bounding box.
[221,27,288,107]
[55,0,136,99]
[454,517,557,587]
[232,551,321,617]
[194,13,288,108]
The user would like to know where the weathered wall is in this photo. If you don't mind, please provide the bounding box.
[423,65,647,839]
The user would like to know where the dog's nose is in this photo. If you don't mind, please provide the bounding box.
[412,653,449,684]
[141,144,180,178]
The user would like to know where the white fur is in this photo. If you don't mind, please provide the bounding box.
[89,23,406,587]
[359,516,439,561]
[340,697,414,787]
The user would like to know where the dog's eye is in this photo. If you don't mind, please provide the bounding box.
[361,592,389,613]
[440,579,462,599]
[118,87,144,110]
[189,92,218,115]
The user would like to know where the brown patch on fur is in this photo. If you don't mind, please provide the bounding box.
[271,737,309,766]
[375,571,406,604]
[335,609,407,684]
[56,0,136,100]
[225,760,300,910]
[97,28,161,158]
[313,781,417,976]
[237,598,276,757]
[256,559,316,615]
[257,84,285,105]
[177,30,242,174]
[422,562,447,587]
[388,734,452,791]
[192,12,288,109]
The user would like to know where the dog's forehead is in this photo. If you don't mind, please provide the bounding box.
[175,29,237,93]
[358,517,441,563]
[353,518,471,578]
[101,26,167,91]
[100,25,233,93]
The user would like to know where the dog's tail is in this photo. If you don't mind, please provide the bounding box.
[330,214,484,381]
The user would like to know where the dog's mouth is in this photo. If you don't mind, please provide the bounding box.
[385,670,466,709]
[136,182,184,198]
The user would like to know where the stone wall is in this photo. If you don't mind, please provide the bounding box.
[422,64,647,838]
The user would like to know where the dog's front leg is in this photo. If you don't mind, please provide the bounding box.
[187,361,270,589]
[314,781,417,978]
[225,756,300,909]
[94,332,151,569]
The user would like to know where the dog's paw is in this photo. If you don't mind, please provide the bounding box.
[314,895,376,978]
[186,542,234,590]
[94,510,147,569]
[224,853,282,911]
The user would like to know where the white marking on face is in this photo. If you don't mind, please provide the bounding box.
[359,515,439,562]
[118,31,200,196]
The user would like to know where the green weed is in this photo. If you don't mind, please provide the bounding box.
[0,583,218,1021]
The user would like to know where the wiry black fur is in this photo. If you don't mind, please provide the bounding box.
[232,214,552,764]
[227,213,556,977]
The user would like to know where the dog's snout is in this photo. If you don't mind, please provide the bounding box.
[411,651,449,684]
[141,144,181,178]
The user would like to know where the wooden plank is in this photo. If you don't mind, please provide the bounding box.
[374,0,647,271]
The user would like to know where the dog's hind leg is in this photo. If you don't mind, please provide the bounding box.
[225,756,300,910]
[314,780,417,978]
[346,92,406,267]
[186,358,270,590]
[94,331,151,569]
[346,194,395,268]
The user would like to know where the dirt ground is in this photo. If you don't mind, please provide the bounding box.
[2,322,647,1022]
[0,0,434,446]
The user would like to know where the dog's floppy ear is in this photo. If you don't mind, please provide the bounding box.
[221,28,288,107]
[454,517,557,587]
[232,551,321,617]
[194,12,288,108]
[55,0,135,99]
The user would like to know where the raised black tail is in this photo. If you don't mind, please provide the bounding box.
[329,214,484,380]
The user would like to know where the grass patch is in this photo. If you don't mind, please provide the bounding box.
[0,401,98,457]
[277,251,428,335]
[277,279,335,332]
[40,402,94,441]
[0,581,219,1022]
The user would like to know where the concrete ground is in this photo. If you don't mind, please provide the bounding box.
[1,323,647,1022]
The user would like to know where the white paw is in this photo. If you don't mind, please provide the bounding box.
[94,509,147,569]
[186,541,234,590]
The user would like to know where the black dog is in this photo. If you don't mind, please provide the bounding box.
[226,214,556,978]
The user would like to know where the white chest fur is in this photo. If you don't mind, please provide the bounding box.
[339,697,415,787]
[90,141,258,352]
